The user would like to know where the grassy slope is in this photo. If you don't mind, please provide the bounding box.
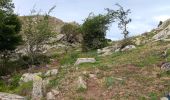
[1,40,170,99]
[48,40,170,100]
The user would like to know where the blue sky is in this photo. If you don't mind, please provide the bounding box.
[13,0,170,40]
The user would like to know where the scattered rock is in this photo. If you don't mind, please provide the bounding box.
[45,69,58,77]
[46,89,59,100]
[161,62,170,71]
[0,92,25,100]
[153,18,170,40]
[51,89,60,95]
[121,45,136,51]
[32,75,43,100]
[115,48,120,52]
[135,38,141,45]
[89,74,97,79]
[19,73,42,84]
[46,92,55,100]
[97,44,120,56]
[77,76,87,89]
[74,58,96,65]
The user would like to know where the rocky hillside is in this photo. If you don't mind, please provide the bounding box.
[19,15,65,33]
[1,18,170,100]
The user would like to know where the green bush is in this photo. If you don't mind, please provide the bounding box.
[17,54,50,67]
[81,14,112,52]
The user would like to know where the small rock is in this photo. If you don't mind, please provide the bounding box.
[77,76,87,89]
[89,74,97,79]
[161,62,170,71]
[115,48,120,52]
[121,45,136,51]
[51,89,60,96]
[45,69,58,77]
[74,58,96,65]
[46,92,55,100]
[19,73,42,84]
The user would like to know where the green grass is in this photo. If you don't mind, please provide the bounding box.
[13,81,33,96]
[105,76,115,88]
[0,74,22,92]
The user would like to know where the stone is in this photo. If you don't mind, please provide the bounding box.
[0,92,25,100]
[32,76,43,100]
[77,76,87,89]
[74,58,96,65]
[46,92,55,100]
[51,89,60,96]
[160,97,169,100]
[89,74,97,79]
[45,69,58,77]
[115,48,120,52]
[153,19,170,40]
[161,62,170,71]
[97,44,120,56]
[135,38,141,45]
[121,45,136,51]
[19,73,42,84]
[46,89,59,100]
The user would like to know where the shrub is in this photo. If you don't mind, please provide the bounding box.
[17,54,50,67]
[81,14,112,52]
[60,23,81,44]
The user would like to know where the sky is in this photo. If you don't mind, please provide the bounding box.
[13,0,170,40]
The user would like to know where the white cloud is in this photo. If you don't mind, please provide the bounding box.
[153,15,170,22]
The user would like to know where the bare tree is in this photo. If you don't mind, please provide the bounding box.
[106,4,131,39]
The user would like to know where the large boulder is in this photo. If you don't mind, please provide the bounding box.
[32,76,43,100]
[121,45,136,51]
[97,44,120,56]
[74,58,96,65]
[153,18,170,40]
[0,92,25,100]
[19,73,42,84]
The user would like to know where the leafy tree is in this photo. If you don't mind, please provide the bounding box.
[60,23,81,53]
[81,13,113,51]
[60,23,81,44]
[0,0,14,13]
[106,4,131,39]
[0,0,22,65]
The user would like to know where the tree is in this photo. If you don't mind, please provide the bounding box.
[60,23,81,44]
[81,13,113,51]
[21,7,55,65]
[106,4,131,39]
[60,23,81,53]
[0,0,22,65]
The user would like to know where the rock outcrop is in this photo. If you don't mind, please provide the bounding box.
[121,45,136,51]
[0,92,25,100]
[32,76,43,100]
[97,44,120,56]
[74,58,96,65]
[153,18,170,40]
